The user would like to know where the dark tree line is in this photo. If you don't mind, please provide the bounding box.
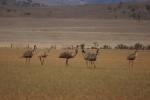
[80,43,150,50]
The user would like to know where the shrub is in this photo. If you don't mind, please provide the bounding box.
[113,7,118,12]
[118,2,123,9]
[135,12,141,21]
[128,13,132,19]
[134,43,143,49]
[121,10,126,14]
[146,5,150,11]
[147,45,150,50]
[131,7,136,12]
[128,46,134,50]
[115,44,128,49]
[107,6,112,12]
[80,44,85,49]
[128,5,132,9]
[7,9,11,12]
[102,45,112,49]
[2,1,7,5]
[92,42,99,49]
[23,12,31,15]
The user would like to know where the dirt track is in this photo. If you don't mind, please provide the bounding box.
[0,17,150,48]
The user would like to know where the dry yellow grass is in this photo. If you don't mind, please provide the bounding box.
[0,2,150,100]
[0,48,150,100]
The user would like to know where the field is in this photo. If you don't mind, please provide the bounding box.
[0,18,150,48]
[0,48,150,100]
[0,2,150,99]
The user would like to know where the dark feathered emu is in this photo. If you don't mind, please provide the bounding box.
[59,46,78,66]
[127,50,138,67]
[21,45,36,65]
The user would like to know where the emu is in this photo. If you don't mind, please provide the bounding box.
[127,50,138,67]
[82,49,99,68]
[82,49,91,68]
[59,46,78,66]
[21,45,36,65]
[38,48,50,65]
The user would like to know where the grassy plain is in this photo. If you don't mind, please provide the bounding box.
[0,18,150,48]
[0,48,150,100]
[0,1,150,100]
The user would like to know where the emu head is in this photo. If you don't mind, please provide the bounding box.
[82,49,86,53]
[75,45,79,53]
[47,48,50,53]
[34,45,37,50]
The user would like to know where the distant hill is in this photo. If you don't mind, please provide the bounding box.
[1,0,150,7]
[0,1,150,20]
[15,0,150,6]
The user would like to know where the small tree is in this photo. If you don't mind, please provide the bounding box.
[113,7,118,12]
[27,0,32,4]
[7,9,11,12]
[128,13,132,19]
[118,2,123,9]
[121,10,126,14]
[80,44,85,49]
[102,45,112,49]
[131,7,136,12]
[147,45,150,50]
[91,42,98,49]
[128,46,134,50]
[135,11,141,21]
[115,44,128,49]
[134,43,143,49]
[107,6,112,12]
[131,13,136,19]
[93,42,99,49]
[2,1,7,5]
[128,5,132,9]
[146,5,150,11]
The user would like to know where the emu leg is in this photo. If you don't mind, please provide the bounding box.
[66,59,68,67]
[40,58,43,65]
[42,58,45,65]
[132,60,134,67]
[90,61,92,68]
[93,62,96,68]
[43,58,45,63]
[86,60,88,68]
[129,60,130,67]
[28,58,30,65]
[26,58,27,64]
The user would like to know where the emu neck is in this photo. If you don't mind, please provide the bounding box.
[96,49,99,56]
[47,49,50,53]
[72,50,78,58]
[135,51,138,57]
[32,46,36,53]
[82,49,86,54]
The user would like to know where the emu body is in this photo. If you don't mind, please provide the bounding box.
[82,49,99,68]
[38,48,50,65]
[59,46,78,66]
[127,50,138,67]
[21,45,36,65]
